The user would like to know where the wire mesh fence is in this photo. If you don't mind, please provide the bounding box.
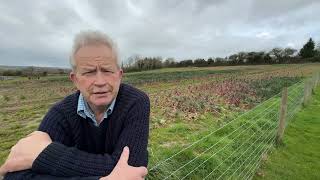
[148,72,320,180]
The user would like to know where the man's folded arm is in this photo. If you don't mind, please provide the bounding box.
[31,95,150,177]
[4,169,100,180]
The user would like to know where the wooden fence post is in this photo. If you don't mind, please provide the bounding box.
[303,80,311,106]
[315,73,320,88]
[276,87,288,145]
[308,80,312,101]
[312,74,317,94]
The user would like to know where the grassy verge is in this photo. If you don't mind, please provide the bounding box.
[254,86,320,180]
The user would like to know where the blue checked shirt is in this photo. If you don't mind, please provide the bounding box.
[77,93,116,126]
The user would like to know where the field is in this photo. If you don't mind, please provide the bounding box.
[254,86,320,180]
[1,63,320,179]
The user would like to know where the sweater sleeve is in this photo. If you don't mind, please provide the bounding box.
[32,94,150,177]
[113,94,150,167]
[4,170,100,180]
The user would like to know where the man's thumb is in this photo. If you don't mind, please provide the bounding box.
[119,146,129,164]
[0,164,7,176]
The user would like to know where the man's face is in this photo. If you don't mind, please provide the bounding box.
[70,44,123,109]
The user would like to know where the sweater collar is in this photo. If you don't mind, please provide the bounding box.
[77,93,116,126]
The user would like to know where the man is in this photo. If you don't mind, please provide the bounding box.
[0,30,150,179]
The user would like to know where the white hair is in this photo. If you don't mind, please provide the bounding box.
[70,30,121,71]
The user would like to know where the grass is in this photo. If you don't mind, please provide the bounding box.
[147,80,310,179]
[147,92,283,179]
[1,64,320,179]
[254,86,320,180]
[123,69,241,85]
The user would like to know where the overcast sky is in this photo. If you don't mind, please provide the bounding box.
[0,0,319,68]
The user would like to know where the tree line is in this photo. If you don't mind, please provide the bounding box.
[1,38,319,76]
[123,38,320,72]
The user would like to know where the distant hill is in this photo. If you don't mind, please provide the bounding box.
[0,65,71,75]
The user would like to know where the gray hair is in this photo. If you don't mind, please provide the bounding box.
[70,30,121,71]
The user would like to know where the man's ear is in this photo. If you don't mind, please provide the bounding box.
[69,71,77,85]
[118,69,123,79]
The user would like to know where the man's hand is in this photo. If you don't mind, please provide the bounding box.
[0,131,52,176]
[101,146,148,180]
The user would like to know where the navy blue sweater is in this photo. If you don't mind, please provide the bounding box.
[4,83,150,179]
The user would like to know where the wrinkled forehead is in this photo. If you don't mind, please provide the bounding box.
[74,45,118,68]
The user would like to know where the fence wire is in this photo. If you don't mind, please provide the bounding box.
[148,74,319,180]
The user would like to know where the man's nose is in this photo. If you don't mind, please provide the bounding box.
[94,71,107,86]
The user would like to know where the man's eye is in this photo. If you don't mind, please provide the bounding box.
[102,69,114,73]
[83,71,95,75]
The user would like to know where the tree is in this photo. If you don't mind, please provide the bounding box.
[283,48,297,58]
[237,52,247,64]
[126,54,141,68]
[58,69,65,74]
[207,57,215,65]
[299,38,316,58]
[270,48,283,63]
[164,58,176,67]
[263,53,272,64]
[194,58,207,66]
[228,54,239,65]
[246,52,265,64]
[215,57,225,66]
[178,60,193,67]
[2,70,22,76]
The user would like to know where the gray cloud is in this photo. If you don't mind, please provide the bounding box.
[0,0,319,68]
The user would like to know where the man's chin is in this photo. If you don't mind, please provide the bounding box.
[90,98,112,107]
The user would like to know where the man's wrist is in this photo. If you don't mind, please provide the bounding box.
[30,141,52,166]
[32,142,66,174]
[99,176,108,180]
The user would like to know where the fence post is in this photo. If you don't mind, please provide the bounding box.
[309,79,312,98]
[312,74,317,94]
[315,72,320,88]
[303,80,311,106]
[276,87,288,145]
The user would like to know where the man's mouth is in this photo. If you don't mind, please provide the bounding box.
[93,91,109,94]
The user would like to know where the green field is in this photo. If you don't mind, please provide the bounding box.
[1,64,320,179]
[254,87,320,180]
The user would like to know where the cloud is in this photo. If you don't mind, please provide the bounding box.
[0,0,319,67]
[256,32,274,40]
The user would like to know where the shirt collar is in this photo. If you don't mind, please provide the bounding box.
[77,93,116,125]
